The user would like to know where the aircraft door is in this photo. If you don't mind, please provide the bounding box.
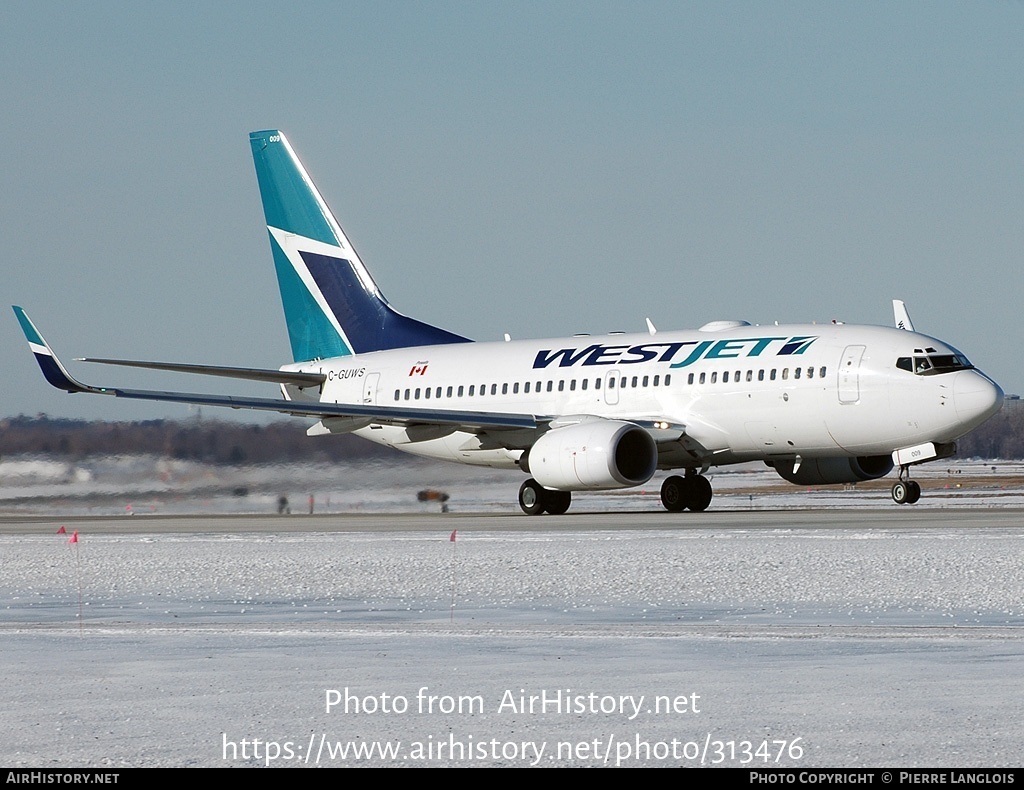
[604,369,620,405]
[363,373,380,404]
[838,346,865,404]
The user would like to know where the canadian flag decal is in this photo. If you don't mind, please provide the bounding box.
[409,364,429,376]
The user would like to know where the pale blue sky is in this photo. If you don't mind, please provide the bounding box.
[3,1,1022,421]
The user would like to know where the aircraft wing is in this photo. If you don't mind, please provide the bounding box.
[75,357,327,387]
[13,307,537,432]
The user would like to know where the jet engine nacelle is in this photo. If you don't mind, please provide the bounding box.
[524,420,658,491]
[768,455,894,486]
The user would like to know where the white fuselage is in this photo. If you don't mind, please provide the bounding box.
[283,322,1002,474]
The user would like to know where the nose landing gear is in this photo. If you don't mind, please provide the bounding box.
[891,469,922,505]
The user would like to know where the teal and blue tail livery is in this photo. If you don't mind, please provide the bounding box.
[250,130,470,363]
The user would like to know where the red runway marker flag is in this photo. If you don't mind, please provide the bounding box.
[68,530,79,544]
[449,529,457,542]
[56,526,66,534]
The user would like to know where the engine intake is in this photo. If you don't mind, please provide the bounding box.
[525,420,658,491]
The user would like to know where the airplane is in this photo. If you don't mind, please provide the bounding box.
[14,130,1004,514]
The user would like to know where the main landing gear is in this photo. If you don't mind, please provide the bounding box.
[660,472,713,512]
[891,467,921,505]
[517,474,715,515]
[518,479,572,516]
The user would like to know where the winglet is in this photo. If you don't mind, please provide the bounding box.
[12,307,106,394]
[892,300,915,332]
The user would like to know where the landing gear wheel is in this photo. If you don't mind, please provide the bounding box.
[545,490,572,515]
[892,481,909,505]
[906,480,922,505]
[688,475,713,512]
[662,474,714,512]
[661,475,687,512]
[519,479,547,516]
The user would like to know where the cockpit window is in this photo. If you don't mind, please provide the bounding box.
[897,354,972,376]
[928,354,973,373]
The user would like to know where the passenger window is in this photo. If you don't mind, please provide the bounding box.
[394,389,400,401]
[502,383,508,395]
[436,387,442,398]
[458,386,464,397]
[424,387,431,399]
[820,367,827,378]
[653,375,660,386]
[631,376,638,388]
[581,379,588,391]
[558,380,565,392]
[782,368,789,380]
[569,380,576,391]
[468,385,475,396]
[688,373,694,385]
[723,371,730,383]
[794,368,801,380]
[415,388,421,399]
[710,372,717,384]
[770,369,777,381]
[699,372,706,384]
[491,384,498,395]
[404,388,411,400]
[758,370,764,382]
[595,378,601,389]
[806,367,813,380]
[547,381,553,392]
[642,375,649,387]
[665,374,671,386]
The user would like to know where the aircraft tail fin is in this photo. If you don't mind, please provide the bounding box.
[249,130,470,362]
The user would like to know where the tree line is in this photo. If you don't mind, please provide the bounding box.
[954,398,1024,459]
[0,415,399,464]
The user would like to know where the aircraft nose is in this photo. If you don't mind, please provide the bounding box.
[954,370,1004,426]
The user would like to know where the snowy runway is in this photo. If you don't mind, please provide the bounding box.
[3,510,1024,767]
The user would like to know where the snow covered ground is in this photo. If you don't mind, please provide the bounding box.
[1,456,1022,515]
[3,511,1024,767]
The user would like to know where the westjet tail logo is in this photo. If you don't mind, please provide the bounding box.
[531,336,818,370]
